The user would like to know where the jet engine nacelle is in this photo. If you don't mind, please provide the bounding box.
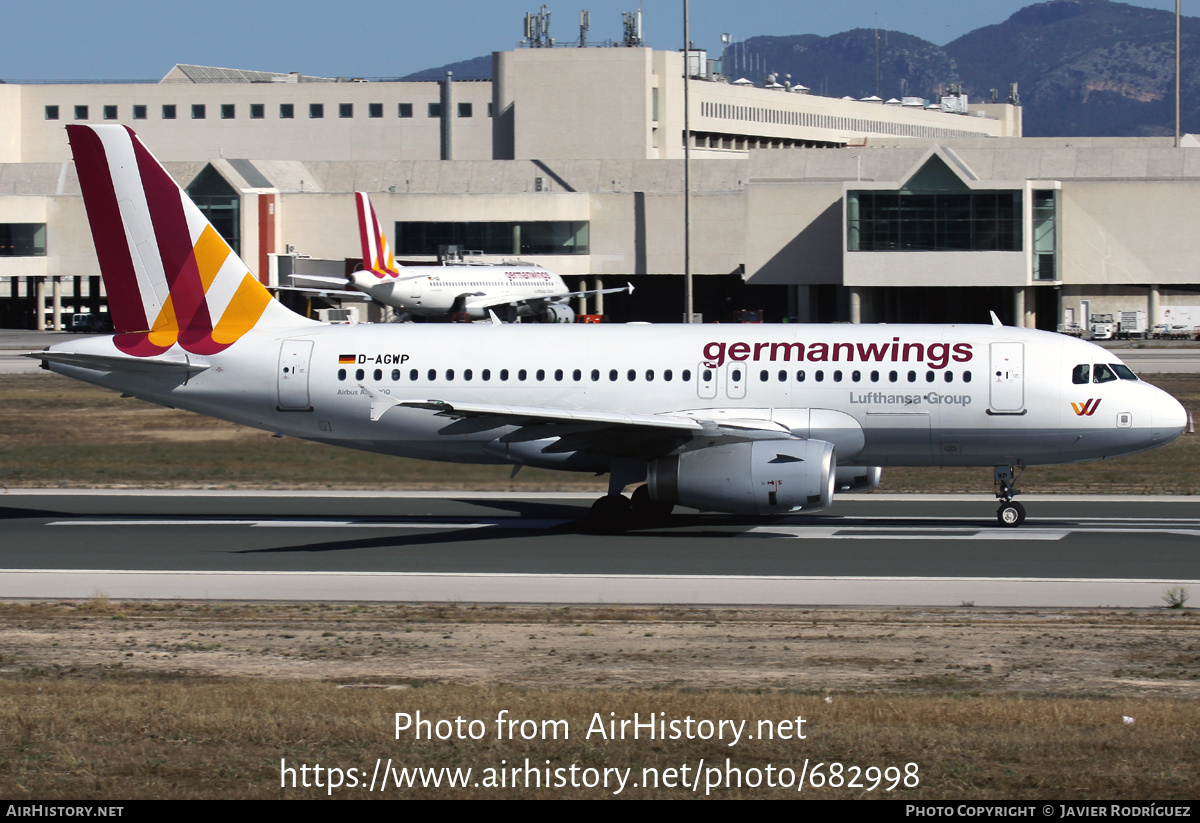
[539,303,576,324]
[647,438,835,515]
[834,465,882,493]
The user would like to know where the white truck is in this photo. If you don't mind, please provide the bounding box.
[1089,313,1116,340]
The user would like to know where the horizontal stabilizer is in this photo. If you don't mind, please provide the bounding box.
[27,350,209,374]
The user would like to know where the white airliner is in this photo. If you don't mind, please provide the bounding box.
[289,192,632,322]
[34,125,1189,529]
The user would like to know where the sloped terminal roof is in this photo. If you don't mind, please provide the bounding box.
[160,64,341,84]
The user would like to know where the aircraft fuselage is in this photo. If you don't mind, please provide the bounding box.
[47,322,1187,474]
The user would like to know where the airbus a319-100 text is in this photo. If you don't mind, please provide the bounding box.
[33,125,1188,529]
[287,191,632,323]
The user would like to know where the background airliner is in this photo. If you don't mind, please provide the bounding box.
[33,125,1189,529]
[288,192,632,322]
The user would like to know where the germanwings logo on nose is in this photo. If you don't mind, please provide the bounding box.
[1071,399,1102,416]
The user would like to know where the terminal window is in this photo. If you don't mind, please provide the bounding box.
[74,105,88,120]
[428,103,441,118]
[458,102,472,118]
[398,103,413,118]
[280,103,294,119]
[250,104,265,119]
[369,103,383,118]
[847,191,1022,252]
[396,221,590,256]
[45,106,59,120]
[0,224,47,257]
[103,105,118,120]
[310,103,324,119]
[133,105,147,120]
[192,104,206,119]
[221,104,235,119]
[186,168,240,255]
[162,104,176,119]
[340,103,353,118]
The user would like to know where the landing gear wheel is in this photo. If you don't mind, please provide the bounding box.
[630,484,674,526]
[996,500,1026,527]
[588,494,632,533]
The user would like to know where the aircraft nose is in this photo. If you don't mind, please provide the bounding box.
[1151,390,1188,444]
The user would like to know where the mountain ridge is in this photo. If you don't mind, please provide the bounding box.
[406,1,1200,137]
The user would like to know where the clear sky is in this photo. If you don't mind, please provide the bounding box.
[0,1,1188,82]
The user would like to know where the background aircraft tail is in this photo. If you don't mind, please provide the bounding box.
[67,124,304,357]
[356,192,400,279]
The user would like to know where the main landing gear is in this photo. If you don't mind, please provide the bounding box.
[994,464,1025,527]
[588,485,674,533]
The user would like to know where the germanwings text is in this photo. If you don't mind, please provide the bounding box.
[702,339,973,370]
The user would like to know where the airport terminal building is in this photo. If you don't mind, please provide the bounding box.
[1,44,1197,330]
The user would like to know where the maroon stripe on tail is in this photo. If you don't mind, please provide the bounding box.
[66,125,151,336]
[130,133,215,338]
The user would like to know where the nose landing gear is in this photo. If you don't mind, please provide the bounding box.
[994,464,1025,527]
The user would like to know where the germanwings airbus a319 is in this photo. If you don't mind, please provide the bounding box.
[289,191,633,322]
[35,125,1188,529]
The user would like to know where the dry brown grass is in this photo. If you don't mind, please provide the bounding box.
[1,602,1198,799]
[2,682,1197,799]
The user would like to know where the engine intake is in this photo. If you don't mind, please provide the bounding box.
[647,438,835,515]
[538,303,576,323]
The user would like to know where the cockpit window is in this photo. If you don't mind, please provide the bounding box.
[1072,364,1090,384]
[1112,363,1139,381]
[1092,364,1117,384]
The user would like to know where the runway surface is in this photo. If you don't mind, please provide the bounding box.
[2,490,1196,607]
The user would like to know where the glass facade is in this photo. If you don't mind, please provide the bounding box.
[848,191,1022,252]
[1032,189,1057,280]
[0,224,47,257]
[186,168,239,255]
[396,221,589,256]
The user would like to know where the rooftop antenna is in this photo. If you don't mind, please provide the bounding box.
[579,10,589,47]
[622,9,643,47]
[523,6,552,48]
[874,14,881,98]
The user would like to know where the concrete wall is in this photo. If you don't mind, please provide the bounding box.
[13,80,495,163]
[495,48,657,161]
[0,86,21,163]
[1061,181,1200,287]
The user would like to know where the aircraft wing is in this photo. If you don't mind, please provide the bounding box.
[460,282,635,314]
[271,286,369,300]
[26,350,209,374]
[556,282,635,301]
[359,385,792,440]
[289,274,351,290]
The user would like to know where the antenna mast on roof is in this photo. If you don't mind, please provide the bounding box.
[523,6,552,47]
[622,9,643,47]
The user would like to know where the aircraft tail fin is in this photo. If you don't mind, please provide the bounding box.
[66,124,306,358]
[356,192,400,279]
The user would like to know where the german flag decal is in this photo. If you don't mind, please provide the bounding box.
[338,354,356,364]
